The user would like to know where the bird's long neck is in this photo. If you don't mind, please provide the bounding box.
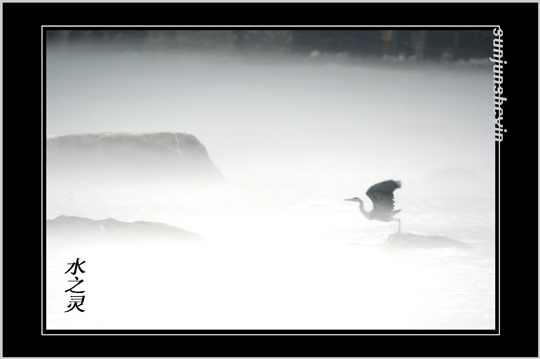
[358,199,372,220]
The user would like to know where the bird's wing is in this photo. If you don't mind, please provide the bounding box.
[365,180,400,212]
[367,180,401,193]
[366,190,395,212]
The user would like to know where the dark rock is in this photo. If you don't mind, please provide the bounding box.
[46,132,223,186]
[386,232,470,250]
[47,215,201,242]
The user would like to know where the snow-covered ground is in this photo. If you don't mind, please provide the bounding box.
[45,49,495,330]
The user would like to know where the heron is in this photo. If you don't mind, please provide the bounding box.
[344,179,402,232]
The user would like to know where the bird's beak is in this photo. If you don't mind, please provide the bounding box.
[343,198,355,201]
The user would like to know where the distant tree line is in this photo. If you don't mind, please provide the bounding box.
[46,30,493,61]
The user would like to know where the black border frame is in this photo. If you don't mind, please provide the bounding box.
[2,2,538,357]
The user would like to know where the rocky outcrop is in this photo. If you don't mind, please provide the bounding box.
[385,232,470,250]
[47,215,201,241]
[46,132,223,185]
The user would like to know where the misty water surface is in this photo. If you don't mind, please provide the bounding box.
[46,48,495,330]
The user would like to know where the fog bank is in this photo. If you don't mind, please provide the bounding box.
[45,48,495,330]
